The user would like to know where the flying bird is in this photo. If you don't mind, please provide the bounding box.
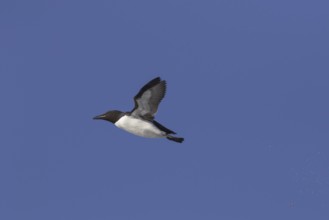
[93,77,184,143]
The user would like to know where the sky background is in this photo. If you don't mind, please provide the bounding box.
[1,0,329,219]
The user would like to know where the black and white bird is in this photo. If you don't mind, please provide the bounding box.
[93,77,184,143]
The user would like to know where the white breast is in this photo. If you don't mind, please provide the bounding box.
[114,115,165,138]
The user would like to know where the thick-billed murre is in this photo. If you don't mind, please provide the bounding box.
[93,77,184,143]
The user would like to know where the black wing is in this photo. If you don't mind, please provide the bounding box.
[131,77,166,120]
[153,120,176,134]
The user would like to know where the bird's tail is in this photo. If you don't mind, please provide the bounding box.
[166,135,184,143]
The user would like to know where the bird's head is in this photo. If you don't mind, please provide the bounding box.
[93,110,123,124]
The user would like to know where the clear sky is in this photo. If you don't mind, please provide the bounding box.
[1,0,329,219]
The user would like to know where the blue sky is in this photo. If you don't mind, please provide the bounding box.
[1,0,329,219]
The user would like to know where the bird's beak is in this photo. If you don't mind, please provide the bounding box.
[93,114,106,120]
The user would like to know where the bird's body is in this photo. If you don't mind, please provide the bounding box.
[94,77,184,143]
[114,115,165,138]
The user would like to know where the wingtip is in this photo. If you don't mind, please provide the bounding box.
[152,76,161,83]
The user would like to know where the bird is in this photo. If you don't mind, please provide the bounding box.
[93,77,184,143]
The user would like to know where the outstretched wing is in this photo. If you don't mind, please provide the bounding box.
[131,77,166,121]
